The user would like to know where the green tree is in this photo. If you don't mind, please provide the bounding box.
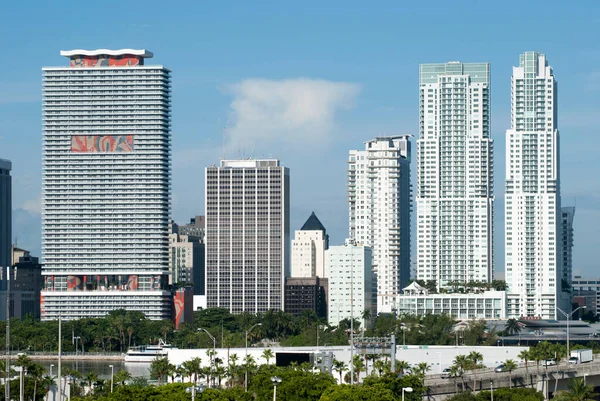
[468,351,483,390]
[445,391,477,401]
[518,349,532,386]
[352,355,365,384]
[27,362,45,401]
[113,369,132,386]
[503,359,518,388]
[150,356,174,385]
[261,349,274,364]
[453,355,469,389]
[504,319,522,336]
[84,372,98,392]
[332,359,347,384]
[320,384,396,401]
[396,360,410,375]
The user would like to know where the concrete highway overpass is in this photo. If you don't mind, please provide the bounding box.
[425,360,600,400]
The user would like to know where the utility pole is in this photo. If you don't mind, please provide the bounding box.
[58,316,62,401]
[5,266,10,401]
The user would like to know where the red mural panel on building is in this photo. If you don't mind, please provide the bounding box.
[71,135,134,153]
[173,291,185,329]
[70,55,142,67]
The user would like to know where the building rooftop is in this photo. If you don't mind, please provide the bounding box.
[0,159,11,170]
[60,49,153,58]
[300,212,326,232]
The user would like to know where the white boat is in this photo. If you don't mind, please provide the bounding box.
[124,339,178,362]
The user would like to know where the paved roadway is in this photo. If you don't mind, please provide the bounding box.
[425,358,600,389]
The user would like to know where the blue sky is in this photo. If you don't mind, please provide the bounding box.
[1,0,599,276]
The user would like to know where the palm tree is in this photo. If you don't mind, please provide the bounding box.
[27,362,45,401]
[262,349,274,365]
[518,349,532,386]
[504,318,522,336]
[373,359,386,376]
[396,360,410,375]
[503,359,518,388]
[181,360,195,383]
[468,351,483,390]
[190,357,203,384]
[566,377,598,401]
[150,356,172,385]
[414,362,431,378]
[453,355,469,390]
[41,375,56,399]
[228,353,239,387]
[449,365,461,393]
[113,369,132,386]
[332,359,347,384]
[352,355,365,384]
[84,372,98,393]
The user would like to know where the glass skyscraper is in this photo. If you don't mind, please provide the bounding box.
[41,49,171,320]
[416,62,494,288]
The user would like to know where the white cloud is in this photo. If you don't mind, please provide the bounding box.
[225,78,360,151]
[21,197,41,215]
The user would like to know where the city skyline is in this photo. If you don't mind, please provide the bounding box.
[1,1,598,278]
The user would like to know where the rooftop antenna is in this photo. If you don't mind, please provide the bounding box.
[220,123,226,161]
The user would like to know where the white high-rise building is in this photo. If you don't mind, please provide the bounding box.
[326,240,374,327]
[291,212,328,278]
[348,136,411,314]
[41,49,171,320]
[505,51,566,319]
[416,62,494,288]
[205,159,290,314]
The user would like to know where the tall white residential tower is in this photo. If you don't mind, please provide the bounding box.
[205,159,290,314]
[41,49,171,320]
[348,136,411,314]
[416,62,494,288]
[505,51,566,319]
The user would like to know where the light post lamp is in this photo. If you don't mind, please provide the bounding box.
[108,365,114,393]
[245,323,262,392]
[271,376,282,401]
[186,384,205,401]
[74,336,81,371]
[556,306,587,359]
[402,386,413,401]
[198,328,216,387]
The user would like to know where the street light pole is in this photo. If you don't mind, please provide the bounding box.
[109,365,114,393]
[245,323,262,392]
[50,364,54,378]
[346,238,356,385]
[402,386,413,401]
[271,376,282,401]
[490,380,494,401]
[557,306,586,360]
[198,328,217,387]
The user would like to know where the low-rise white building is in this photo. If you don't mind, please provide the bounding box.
[395,282,506,320]
[326,240,375,327]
